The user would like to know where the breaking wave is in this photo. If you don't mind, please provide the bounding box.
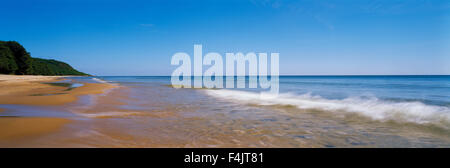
[204,89,450,128]
[92,77,119,87]
[92,78,108,83]
[75,111,143,118]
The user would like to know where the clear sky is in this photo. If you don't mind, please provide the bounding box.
[1,0,449,75]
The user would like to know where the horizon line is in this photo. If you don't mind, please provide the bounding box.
[90,74,450,77]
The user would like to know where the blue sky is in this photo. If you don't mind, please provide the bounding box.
[1,0,449,75]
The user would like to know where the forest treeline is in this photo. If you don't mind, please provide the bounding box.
[0,41,88,76]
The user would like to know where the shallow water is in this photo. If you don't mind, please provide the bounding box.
[1,76,449,147]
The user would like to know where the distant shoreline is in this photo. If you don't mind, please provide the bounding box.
[89,75,450,77]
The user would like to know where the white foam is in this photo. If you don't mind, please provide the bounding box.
[204,89,450,128]
[92,78,108,83]
[76,111,141,118]
[92,77,119,88]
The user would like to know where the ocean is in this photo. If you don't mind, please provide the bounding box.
[1,75,449,147]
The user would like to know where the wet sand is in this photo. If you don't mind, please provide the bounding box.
[0,75,117,144]
[0,117,70,141]
[0,75,117,105]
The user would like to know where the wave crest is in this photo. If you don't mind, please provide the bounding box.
[204,89,450,128]
[92,78,108,83]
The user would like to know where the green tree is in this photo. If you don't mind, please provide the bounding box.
[4,41,33,74]
[0,45,18,74]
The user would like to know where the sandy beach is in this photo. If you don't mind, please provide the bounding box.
[0,75,116,105]
[0,75,117,144]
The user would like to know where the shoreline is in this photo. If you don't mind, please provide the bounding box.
[0,75,117,144]
[0,75,117,105]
